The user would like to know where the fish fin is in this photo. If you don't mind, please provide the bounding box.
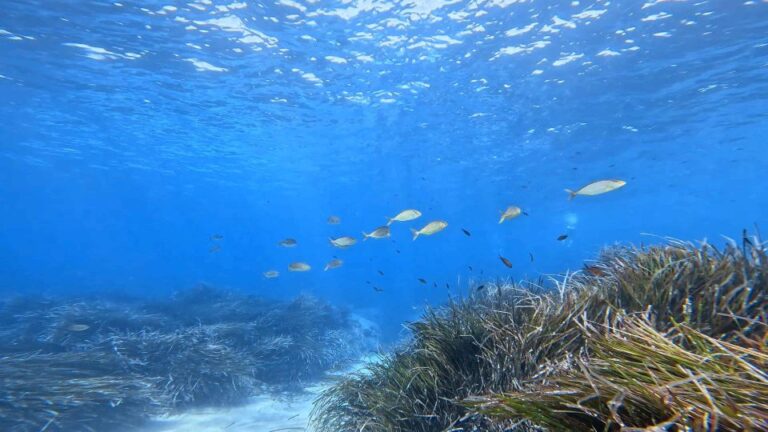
[410,228,419,241]
[565,189,577,200]
[498,216,505,224]
[324,266,329,271]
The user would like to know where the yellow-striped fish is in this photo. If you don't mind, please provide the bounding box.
[288,262,311,272]
[362,226,390,240]
[410,220,448,240]
[565,180,626,200]
[387,209,422,226]
[324,259,343,271]
[329,236,357,248]
[499,206,523,224]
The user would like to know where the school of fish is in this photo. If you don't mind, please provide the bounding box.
[207,180,626,287]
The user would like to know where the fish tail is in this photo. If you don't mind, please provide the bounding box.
[362,232,369,241]
[565,189,577,200]
[498,216,505,224]
[324,266,329,271]
[410,228,419,241]
[386,217,393,226]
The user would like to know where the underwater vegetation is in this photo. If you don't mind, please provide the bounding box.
[0,285,373,432]
[311,235,767,431]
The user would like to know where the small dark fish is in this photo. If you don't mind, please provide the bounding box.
[366,280,371,284]
[522,211,529,216]
[529,252,534,262]
[468,265,473,271]
[210,234,224,241]
[499,255,513,268]
[557,234,568,241]
[433,282,437,288]
[461,228,471,237]
[445,283,450,289]
[584,265,605,277]
[209,244,222,253]
[418,278,427,284]
[378,270,384,276]
[476,285,485,292]
[396,249,401,254]
[373,286,384,292]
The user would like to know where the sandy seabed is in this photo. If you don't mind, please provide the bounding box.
[143,356,375,432]
[146,388,319,432]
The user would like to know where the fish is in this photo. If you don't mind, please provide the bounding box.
[411,220,448,240]
[584,265,605,277]
[461,228,471,236]
[445,283,450,289]
[66,324,90,332]
[468,265,473,271]
[373,286,384,292]
[263,270,280,278]
[210,234,224,241]
[329,236,357,248]
[565,179,626,200]
[499,206,523,224]
[327,215,341,224]
[387,209,422,225]
[433,282,437,288]
[499,255,513,268]
[396,249,401,254]
[363,226,391,240]
[529,252,535,262]
[278,238,297,247]
[378,270,384,276]
[557,234,568,241]
[209,244,221,253]
[476,285,486,292]
[324,259,343,271]
[288,262,311,272]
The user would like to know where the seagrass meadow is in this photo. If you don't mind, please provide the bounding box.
[0,286,373,432]
[311,235,768,432]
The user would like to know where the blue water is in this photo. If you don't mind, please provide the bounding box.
[1,0,768,339]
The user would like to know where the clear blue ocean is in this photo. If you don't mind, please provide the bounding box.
[1,0,767,430]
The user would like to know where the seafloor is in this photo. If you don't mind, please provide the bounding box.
[2,237,766,432]
[0,286,377,432]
